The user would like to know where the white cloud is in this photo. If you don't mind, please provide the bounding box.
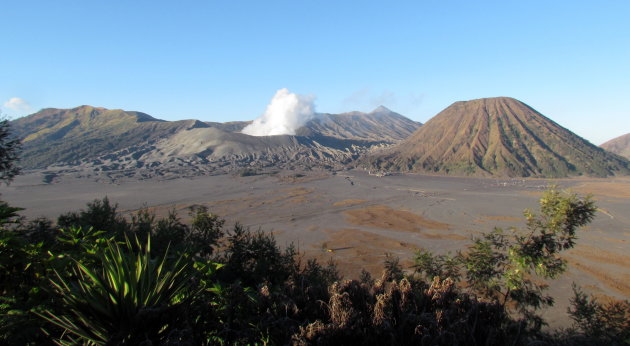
[369,90,397,108]
[341,88,398,111]
[341,89,426,116]
[341,88,370,107]
[407,92,425,107]
[3,97,32,113]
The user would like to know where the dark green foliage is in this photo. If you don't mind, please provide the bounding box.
[0,196,343,344]
[461,229,511,299]
[0,201,22,224]
[0,118,20,184]
[39,236,199,345]
[520,189,597,266]
[0,202,57,344]
[359,269,375,286]
[187,221,343,343]
[0,223,53,344]
[57,196,128,236]
[130,207,155,240]
[237,168,259,177]
[218,224,299,287]
[383,254,405,281]
[413,250,461,282]
[57,198,225,261]
[152,209,189,255]
[566,285,630,345]
[187,205,225,260]
[0,198,220,344]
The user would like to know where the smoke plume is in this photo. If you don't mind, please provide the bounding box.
[241,88,315,136]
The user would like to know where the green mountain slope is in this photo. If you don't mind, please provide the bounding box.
[366,97,630,177]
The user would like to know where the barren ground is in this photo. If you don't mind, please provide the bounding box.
[3,169,629,328]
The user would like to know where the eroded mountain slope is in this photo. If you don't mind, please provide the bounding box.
[366,97,629,177]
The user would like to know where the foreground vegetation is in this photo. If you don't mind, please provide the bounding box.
[1,189,628,345]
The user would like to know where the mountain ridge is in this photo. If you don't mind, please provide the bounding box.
[12,106,210,169]
[298,107,420,141]
[12,99,629,179]
[11,105,420,177]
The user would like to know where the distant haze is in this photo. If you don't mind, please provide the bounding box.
[241,89,315,136]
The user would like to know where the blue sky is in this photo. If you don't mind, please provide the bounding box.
[1,1,628,144]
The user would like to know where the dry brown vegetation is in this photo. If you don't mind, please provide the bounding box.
[292,276,513,345]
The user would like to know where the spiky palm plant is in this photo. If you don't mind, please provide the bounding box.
[39,236,195,345]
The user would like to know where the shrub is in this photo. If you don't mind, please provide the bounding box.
[57,197,128,237]
[293,276,511,345]
[39,236,199,345]
[237,168,258,177]
[566,285,630,344]
[0,117,20,184]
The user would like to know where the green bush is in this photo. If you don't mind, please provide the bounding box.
[566,285,630,344]
[39,236,201,345]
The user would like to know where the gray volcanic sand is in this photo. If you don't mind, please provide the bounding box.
[3,169,630,328]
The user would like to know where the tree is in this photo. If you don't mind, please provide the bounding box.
[0,115,20,184]
[413,187,597,334]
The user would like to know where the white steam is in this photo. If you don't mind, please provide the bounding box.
[241,88,315,136]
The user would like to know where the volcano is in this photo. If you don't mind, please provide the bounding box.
[601,133,630,159]
[366,97,630,177]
